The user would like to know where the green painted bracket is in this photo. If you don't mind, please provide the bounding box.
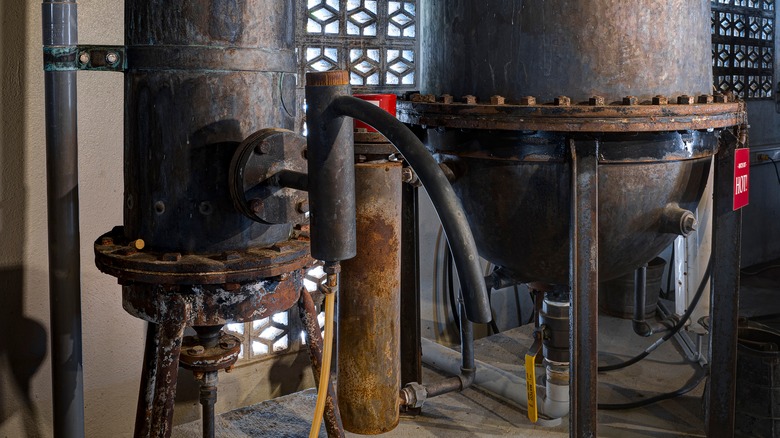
[44,45,126,72]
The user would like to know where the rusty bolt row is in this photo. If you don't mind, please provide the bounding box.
[412,93,729,106]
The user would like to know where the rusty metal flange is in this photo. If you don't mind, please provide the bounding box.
[180,333,242,373]
[122,271,303,326]
[397,98,745,132]
[95,226,312,285]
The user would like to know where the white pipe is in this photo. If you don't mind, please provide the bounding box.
[421,338,568,422]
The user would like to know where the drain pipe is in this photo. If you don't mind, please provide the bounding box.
[419,337,568,423]
[42,1,85,437]
[632,264,677,337]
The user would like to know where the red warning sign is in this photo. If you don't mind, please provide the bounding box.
[733,148,750,211]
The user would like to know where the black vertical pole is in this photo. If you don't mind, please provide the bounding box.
[570,139,599,438]
[42,1,84,437]
[400,180,422,405]
[706,131,742,437]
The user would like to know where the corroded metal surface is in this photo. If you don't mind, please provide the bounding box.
[95,228,311,285]
[397,99,744,132]
[121,270,303,326]
[339,161,403,434]
[420,0,712,103]
[124,0,297,253]
[179,333,241,373]
[429,130,715,284]
[149,295,188,438]
[298,289,345,438]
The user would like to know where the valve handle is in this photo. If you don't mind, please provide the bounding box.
[525,331,543,423]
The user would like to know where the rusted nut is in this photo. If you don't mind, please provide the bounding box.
[440,94,453,104]
[323,261,341,275]
[622,96,638,106]
[411,93,436,103]
[697,94,714,104]
[400,382,428,409]
[401,167,420,186]
[105,52,119,65]
[222,251,241,261]
[490,95,505,105]
[554,96,571,106]
[519,96,536,106]
[588,96,605,106]
[78,51,90,64]
[652,95,668,105]
[162,252,182,262]
[682,215,697,236]
[249,198,263,215]
[129,239,145,250]
[220,339,238,350]
[188,346,205,356]
[223,282,240,291]
[677,95,694,105]
[463,95,477,104]
[100,236,114,246]
[296,200,309,214]
[225,365,235,373]
[713,93,728,103]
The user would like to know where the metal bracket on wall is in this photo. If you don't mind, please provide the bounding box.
[43,45,126,72]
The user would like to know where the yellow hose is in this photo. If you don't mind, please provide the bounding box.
[309,289,336,438]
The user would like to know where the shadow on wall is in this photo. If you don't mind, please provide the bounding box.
[0,1,47,437]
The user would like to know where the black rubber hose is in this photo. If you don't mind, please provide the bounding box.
[331,95,492,324]
[598,253,713,373]
[598,364,708,410]
[445,242,461,332]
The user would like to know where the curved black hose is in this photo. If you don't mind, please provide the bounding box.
[598,254,713,373]
[598,364,708,410]
[445,242,461,332]
[331,95,491,324]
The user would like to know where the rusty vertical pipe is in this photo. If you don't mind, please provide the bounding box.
[299,289,345,438]
[339,160,403,434]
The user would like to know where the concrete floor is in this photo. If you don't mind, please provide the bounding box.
[174,315,709,437]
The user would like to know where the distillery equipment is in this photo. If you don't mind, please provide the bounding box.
[39,1,749,438]
[396,0,746,436]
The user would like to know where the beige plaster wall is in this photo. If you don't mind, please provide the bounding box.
[0,2,314,437]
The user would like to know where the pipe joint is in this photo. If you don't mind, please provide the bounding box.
[400,382,428,409]
[660,203,697,236]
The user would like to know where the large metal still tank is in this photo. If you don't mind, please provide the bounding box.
[404,0,731,284]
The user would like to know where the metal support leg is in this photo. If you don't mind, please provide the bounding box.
[299,289,345,438]
[706,131,743,437]
[148,297,188,438]
[569,140,599,438]
[135,323,160,437]
[400,180,422,413]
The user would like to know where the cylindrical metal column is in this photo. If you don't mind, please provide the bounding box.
[305,71,357,262]
[124,0,297,253]
[420,0,712,102]
[42,1,85,437]
[338,160,403,434]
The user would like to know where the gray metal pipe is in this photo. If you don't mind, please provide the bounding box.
[41,1,85,437]
[420,337,568,422]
